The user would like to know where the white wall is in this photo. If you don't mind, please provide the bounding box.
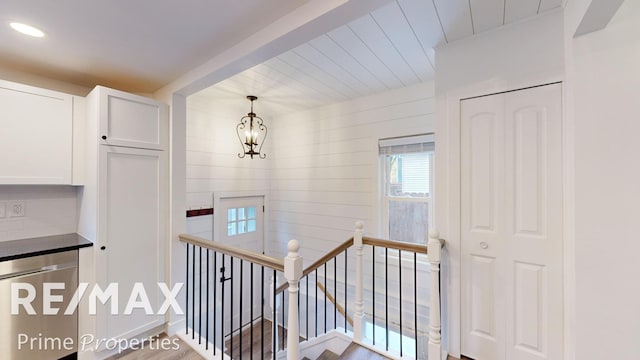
[434,11,565,357]
[0,186,77,241]
[568,1,640,358]
[185,89,272,241]
[269,81,434,261]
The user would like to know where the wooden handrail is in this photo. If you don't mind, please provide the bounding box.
[275,235,431,294]
[317,281,354,327]
[276,237,354,294]
[179,233,284,272]
[362,236,428,254]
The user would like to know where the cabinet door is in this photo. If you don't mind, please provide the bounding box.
[97,86,168,150]
[0,80,72,184]
[96,146,167,342]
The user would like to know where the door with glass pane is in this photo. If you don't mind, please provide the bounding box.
[219,196,264,253]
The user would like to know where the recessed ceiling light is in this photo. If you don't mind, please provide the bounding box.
[10,22,45,38]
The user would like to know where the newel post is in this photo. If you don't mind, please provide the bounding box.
[428,229,443,359]
[284,239,303,360]
[353,221,365,342]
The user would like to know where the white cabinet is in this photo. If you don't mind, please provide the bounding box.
[0,79,73,184]
[95,86,168,150]
[78,86,168,351]
[96,145,166,341]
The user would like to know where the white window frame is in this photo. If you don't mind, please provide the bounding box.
[379,134,434,262]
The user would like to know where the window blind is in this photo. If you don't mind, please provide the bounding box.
[378,134,435,155]
[401,152,430,194]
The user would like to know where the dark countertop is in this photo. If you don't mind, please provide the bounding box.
[0,233,93,262]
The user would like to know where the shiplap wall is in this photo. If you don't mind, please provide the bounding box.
[186,81,435,347]
[268,81,434,261]
[185,90,272,240]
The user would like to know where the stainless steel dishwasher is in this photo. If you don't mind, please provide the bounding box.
[0,250,78,360]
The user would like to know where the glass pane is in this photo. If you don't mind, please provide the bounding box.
[401,153,430,195]
[386,153,431,198]
[238,220,246,234]
[238,207,246,220]
[227,222,236,236]
[247,219,256,232]
[228,208,236,221]
[247,206,256,219]
[388,201,429,244]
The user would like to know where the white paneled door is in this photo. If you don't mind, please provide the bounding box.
[461,84,563,360]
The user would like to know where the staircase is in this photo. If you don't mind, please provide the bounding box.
[303,343,392,360]
[178,222,445,359]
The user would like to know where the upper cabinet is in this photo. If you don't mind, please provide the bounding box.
[93,86,168,150]
[0,80,73,185]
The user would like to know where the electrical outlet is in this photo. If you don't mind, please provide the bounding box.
[8,200,25,217]
[0,202,5,218]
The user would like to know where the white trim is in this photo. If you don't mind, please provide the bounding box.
[278,329,352,360]
[379,134,435,148]
[166,318,186,337]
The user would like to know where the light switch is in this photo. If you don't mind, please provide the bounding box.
[0,202,5,218]
[8,200,25,217]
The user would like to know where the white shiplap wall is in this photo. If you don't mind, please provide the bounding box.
[268,81,434,261]
[185,90,272,240]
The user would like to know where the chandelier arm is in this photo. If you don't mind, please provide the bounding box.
[256,116,267,159]
[236,120,247,158]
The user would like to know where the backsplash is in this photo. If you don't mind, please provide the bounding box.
[0,186,77,242]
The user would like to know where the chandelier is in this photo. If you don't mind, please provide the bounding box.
[236,95,267,159]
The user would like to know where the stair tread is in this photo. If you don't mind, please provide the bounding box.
[337,343,392,360]
[317,349,340,360]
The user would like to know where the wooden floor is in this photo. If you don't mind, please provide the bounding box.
[225,318,303,359]
[109,331,466,360]
[108,334,203,360]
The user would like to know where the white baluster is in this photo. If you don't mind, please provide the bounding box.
[353,221,364,342]
[284,240,303,360]
[428,229,443,360]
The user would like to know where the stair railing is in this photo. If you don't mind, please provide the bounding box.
[276,222,444,360]
[179,221,444,360]
[180,233,297,359]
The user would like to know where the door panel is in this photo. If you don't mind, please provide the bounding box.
[97,146,166,342]
[98,86,168,150]
[504,85,563,360]
[461,84,563,360]
[461,93,505,360]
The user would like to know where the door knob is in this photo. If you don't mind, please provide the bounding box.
[101,135,107,140]
[100,246,106,250]
[479,241,488,249]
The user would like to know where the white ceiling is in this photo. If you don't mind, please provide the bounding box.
[198,0,565,116]
[0,0,308,93]
[0,0,565,98]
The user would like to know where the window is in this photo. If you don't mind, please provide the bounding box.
[227,206,257,236]
[379,134,434,245]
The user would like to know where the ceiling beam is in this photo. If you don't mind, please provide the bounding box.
[155,0,393,99]
[574,0,625,37]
